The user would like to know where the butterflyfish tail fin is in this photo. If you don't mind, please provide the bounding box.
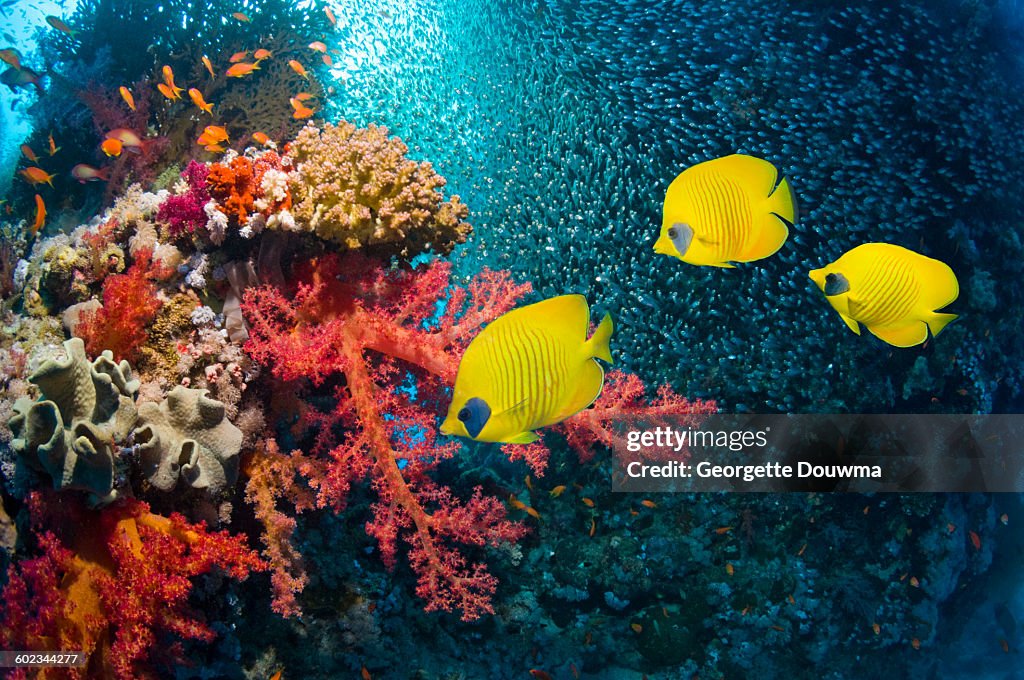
[588,313,614,364]
[925,311,958,338]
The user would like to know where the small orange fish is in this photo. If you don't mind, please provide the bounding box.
[909,576,919,588]
[797,543,807,556]
[1000,638,1010,653]
[640,499,657,509]
[787,594,795,604]
[226,62,260,78]
[232,11,250,22]
[525,507,540,520]
[288,59,309,79]
[0,48,21,70]
[508,495,527,512]
[969,530,981,550]
[290,101,314,119]
[771,625,785,632]
[229,50,249,63]
[106,128,146,150]
[19,144,37,162]
[589,518,595,537]
[32,193,45,235]
[269,671,282,680]
[203,143,225,153]
[157,83,176,101]
[741,605,750,616]
[20,167,54,186]
[872,622,880,635]
[119,86,136,111]
[161,65,183,97]
[48,133,60,156]
[528,672,552,680]
[324,7,337,25]
[46,16,76,36]
[101,138,123,157]
[71,164,109,183]
[188,88,214,114]
[911,638,920,650]
[525,475,533,492]
[366,601,376,613]
[899,573,908,581]
[630,622,643,633]
[322,53,333,66]
[725,563,734,576]
[1000,513,1009,525]
[294,91,316,101]
[252,132,271,146]
[202,55,215,77]
[308,41,327,53]
[201,125,229,142]
[570,663,580,680]
[254,48,273,61]
[581,497,594,508]
[549,485,566,498]
[715,526,733,535]
[947,522,956,534]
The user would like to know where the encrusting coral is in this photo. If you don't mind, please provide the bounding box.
[135,385,242,497]
[8,337,139,503]
[287,122,472,255]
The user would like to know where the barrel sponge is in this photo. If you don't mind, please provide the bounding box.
[8,337,139,503]
[134,386,242,497]
[287,121,471,257]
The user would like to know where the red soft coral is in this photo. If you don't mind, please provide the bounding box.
[76,249,170,362]
[0,492,266,679]
[243,253,530,620]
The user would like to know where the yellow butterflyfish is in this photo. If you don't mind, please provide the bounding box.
[654,154,796,267]
[809,243,958,347]
[441,295,613,444]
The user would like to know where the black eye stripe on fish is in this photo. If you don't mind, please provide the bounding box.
[668,223,693,256]
[824,273,850,296]
[461,397,491,439]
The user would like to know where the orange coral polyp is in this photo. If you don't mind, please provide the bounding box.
[206,157,256,224]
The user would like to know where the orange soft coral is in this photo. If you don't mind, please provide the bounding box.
[206,156,256,224]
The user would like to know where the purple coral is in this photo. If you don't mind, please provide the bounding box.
[156,161,211,237]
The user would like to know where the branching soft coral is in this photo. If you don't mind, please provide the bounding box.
[241,253,714,620]
[286,122,472,257]
[0,491,266,679]
[76,249,174,363]
[155,160,210,237]
[243,252,529,620]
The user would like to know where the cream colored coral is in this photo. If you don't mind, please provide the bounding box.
[286,122,471,256]
[8,337,139,503]
[135,385,242,497]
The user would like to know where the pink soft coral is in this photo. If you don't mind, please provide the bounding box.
[156,160,210,237]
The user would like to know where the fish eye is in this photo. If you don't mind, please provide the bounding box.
[457,407,471,422]
[824,272,850,296]
[667,227,678,239]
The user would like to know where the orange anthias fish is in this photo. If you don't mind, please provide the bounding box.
[202,55,215,77]
[197,125,229,151]
[188,88,214,114]
[161,65,183,98]
[45,16,77,37]
[324,7,337,26]
[226,62,260,78]
[321,53,333,66]
[232,11,250,22]
[288,59,309,79]
[308,41,327,53]
[251,131,271,146]
[229,50,249,63]
[0,48,22,70]
[71,163,110,183]
[969,530,981,550]
[289,97,314,119]
[294,91,316,101]
[19,144,37,162]
[254,48,272,61]
[106,128,146,149]
[20,166,54,186]
[48,133,60,155]
[119,85,136,111]
[101,138,123,157]
[157,83,177,101]
[32,193,45,235]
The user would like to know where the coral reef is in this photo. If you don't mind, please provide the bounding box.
[8,337,138,503]
[135,385,242,497]
[287,122,472,256]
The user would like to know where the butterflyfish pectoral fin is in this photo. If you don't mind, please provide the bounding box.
[867,322,929,348]
[839,312,861,335]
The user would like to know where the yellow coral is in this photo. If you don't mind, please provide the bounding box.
[286,122,471,257]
